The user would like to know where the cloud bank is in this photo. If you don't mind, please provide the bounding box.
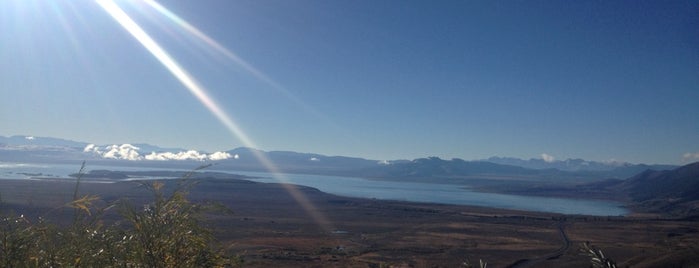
[84,144,233,161]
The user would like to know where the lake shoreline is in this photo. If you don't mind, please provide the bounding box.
[1,166,630,216]
[0,176,695,267]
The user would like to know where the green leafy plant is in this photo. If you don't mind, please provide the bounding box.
[118,179,230,267]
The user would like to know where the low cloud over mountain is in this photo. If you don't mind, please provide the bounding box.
[0,135,680,179]
[683,152,699,163]
[541,153,555,163]
[84,144,232,161]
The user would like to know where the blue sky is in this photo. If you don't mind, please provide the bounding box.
[1,0,697,164]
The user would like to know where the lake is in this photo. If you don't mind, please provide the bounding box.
[0,162,628,216]
[231,171,629,216]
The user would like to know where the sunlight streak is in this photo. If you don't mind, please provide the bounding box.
[96,0,252,149]
[96,0,333,232]
[140,0,351,140]
[142,0,285,91]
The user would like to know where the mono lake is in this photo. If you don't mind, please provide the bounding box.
[228,171,629,216]
[0,162,629,216]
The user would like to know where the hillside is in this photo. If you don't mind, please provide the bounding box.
[353,157,622,184]
[358,157,537,179]
[612,162,699,217]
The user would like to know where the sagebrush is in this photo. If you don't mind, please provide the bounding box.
[0,163,238,268]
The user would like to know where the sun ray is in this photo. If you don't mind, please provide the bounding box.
[139,0,352,142]
[96,0,333,232]
[142,0,285,91]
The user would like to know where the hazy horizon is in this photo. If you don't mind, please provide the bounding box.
[0,133,691,166]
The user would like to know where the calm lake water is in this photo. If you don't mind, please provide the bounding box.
[0,162,628,216]
[232,171,629,216]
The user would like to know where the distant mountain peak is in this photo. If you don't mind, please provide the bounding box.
[484,156,658,172]
[0,134,680,177]
[0,135,88,148]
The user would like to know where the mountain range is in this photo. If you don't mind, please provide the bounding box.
[2,135,698,217]
[0,135,680,180]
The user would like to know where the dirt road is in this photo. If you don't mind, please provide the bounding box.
[506,220,570,268]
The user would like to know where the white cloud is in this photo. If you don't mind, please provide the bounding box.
[102,144,142,160]
[143,151,172,161]
[144,150,232,161]
[84,144,98,152]
[84,144,142,160]
[541,153,555,163]
[85,144,232,161]
[309,157,320,161]
[182,150,209,161]
[233,154,240,159]
[25,136,35,140]
[209,151,233,161]
[683,152,699,162]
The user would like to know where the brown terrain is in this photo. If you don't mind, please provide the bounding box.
[1,174,698,267]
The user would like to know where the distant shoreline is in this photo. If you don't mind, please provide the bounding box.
[1,168,631,217]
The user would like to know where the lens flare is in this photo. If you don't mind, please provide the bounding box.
[139,0,351,140]
[96,0,332,232]
[142,0,284,91]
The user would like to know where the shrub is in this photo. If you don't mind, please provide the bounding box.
[0,163,236,268]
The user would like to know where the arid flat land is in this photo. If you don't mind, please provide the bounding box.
[1,176,697,267]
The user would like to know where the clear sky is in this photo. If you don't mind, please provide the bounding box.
[1,0,697,164]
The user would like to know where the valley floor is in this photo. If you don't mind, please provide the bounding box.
[1,176,697,267]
